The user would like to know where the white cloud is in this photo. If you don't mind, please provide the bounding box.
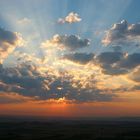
[58,12,82,24]
[17,17,31,25]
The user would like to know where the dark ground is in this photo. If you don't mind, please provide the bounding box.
[0,116,140,140]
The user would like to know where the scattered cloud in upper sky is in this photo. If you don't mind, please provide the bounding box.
[58,12,82,24]
[17,17,31,25]
[102,20,140,47]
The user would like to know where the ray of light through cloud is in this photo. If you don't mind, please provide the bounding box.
[0,0,140,117]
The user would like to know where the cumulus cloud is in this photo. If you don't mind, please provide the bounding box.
[96,52,126,75]
[102,20,140,46]
[118,53,140,69]
[63,53,94,64]
[58,12,82,24]
[97,52,123,64]
[96,52,140,75]
[42,34,90,51]
[0,27,24,63]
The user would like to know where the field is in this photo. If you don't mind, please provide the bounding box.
[0,117,140,140]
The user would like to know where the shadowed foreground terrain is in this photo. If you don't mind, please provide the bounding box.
[0,117,140,140]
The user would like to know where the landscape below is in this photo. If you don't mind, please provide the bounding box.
[0,116,140,140]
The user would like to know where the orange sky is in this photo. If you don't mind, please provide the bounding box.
[0,91,140,118]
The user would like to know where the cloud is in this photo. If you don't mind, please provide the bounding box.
[0,27,24,63]
[95,51,140,75]
[118,53,140,69]
[63,53,94,64]
[102,20,140,46]
[0,92,37,104]
[58,12,82,24]
[97,52,123,64]
[129,67,140,83]
[0,62,115,103]
[42,34,90,51]
[17,17,31,25]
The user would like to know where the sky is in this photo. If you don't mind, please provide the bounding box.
[0,0,140,118]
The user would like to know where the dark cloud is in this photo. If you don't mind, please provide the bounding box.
[52,34,90,51]
[0,62,114,103]
[97,52,123,64]
[0,28,17,44]
[96,52,140,75]
[118,53,140,69]
[63,53,94,64]
[99,64,127,75]
[0,27,23,63]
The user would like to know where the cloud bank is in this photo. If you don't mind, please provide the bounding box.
[1,20,140,105]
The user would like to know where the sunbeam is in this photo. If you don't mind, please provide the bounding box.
[0,0,140,118]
